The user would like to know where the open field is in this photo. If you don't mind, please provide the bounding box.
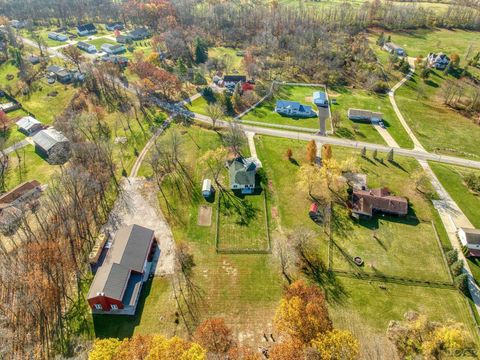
[241,84,323,129]
[255,135,478,343]
[395,71,480,160]
[331,277,478,342]
[102,126,284,345]
[330,87,413,148]
[371,28,480,63]
[97,126,479,350]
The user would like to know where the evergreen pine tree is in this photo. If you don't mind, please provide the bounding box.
[194,37,208,64]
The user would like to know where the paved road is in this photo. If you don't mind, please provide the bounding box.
[192,113,480,170]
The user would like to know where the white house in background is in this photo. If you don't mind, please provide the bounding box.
[427,52,450,70]
[16,116,42,135]
[275,100,316,118]
[383,42,406,57]
[77,41,96,54]
[458,228,480,257]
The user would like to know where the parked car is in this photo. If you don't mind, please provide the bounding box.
[379,121,386,129]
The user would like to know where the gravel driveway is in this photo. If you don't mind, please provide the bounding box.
[104,177,175,276]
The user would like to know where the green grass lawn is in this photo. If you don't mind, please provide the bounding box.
[99,126,284,345]
[255,135,478,344]
[185,95,211,116]
[17,80,78,124]
[429,162,480,229]
[87,37,116,49]
[208,47,244,74]
[331,206,451,282]
[98,126,478,350]
[329,87,413,148]
[331,277,478,344]
[395,72,480,159]
[374,29,480,64]
[241,85,323,129]
[217,189,270,252]
[4,144,60,190]
[123,41,153,61]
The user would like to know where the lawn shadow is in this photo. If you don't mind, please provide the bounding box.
[288,157,299,166]
[388,159,408,173]
[221,189,262,226]
[93,278,154,339]
[424,79,439,88]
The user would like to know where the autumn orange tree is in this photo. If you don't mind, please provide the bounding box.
[272,281,359,360]
[194,318,235,356]
[274,280,332,344]
[88,334,206,360]
[306,139,317,164]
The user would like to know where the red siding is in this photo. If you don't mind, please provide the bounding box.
[88,295,124,311]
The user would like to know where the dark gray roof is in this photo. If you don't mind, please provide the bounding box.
[229,157,256,187]
[32,128,69,152]
[87,224,154,301]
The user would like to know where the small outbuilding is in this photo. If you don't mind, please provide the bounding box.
[458,228,480,257]
[77,41,96,54]
[313,91,329,107]
[202,179,213,198]
[16,116,42,135]
[383,42,406,57]
[348,108,383,123]
[32,128,70,164]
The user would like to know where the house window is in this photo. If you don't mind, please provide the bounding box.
[94,304,102,310]
[111,304,118,310]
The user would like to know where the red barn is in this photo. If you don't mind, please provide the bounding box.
[87,224,157,315]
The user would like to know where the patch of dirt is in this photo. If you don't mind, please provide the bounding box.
[47,91,58,97]
[271,206,278,219]
[6,74,14,80]
[305,96,313,102]
[198,205,212,226]
[221,259,238,277]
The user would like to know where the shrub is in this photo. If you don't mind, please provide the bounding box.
[464,172,480,193]
[450,260,464,277]
[446,249,458,265]
[454,274,469,295]
[373,81,389,94]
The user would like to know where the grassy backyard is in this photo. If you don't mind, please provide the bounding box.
[217,189,270,252]
[241,84,323,130]
[4,145,60,190]
[329,87,413,148]
[87,37,117,49]
[16,80,78,124]
[208,47,244,74]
